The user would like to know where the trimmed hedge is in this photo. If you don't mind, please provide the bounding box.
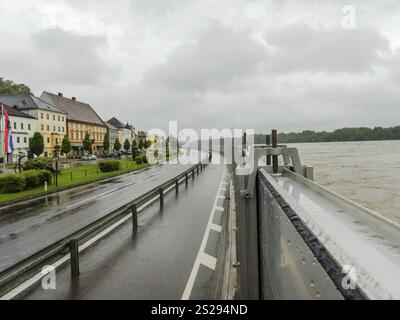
[37,170,52,185]
[135,157,143,165]
[0,169,52,194]
[21,170,41,189]
[0,174,26,193]
[98,160,121,173]
[24,157,54,172]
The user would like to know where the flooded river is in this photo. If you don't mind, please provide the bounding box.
[288,141,400,223]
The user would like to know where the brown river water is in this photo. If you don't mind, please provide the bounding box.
[287,141,400,223]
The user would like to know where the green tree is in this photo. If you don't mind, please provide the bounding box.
[29,132,44,157]
[114,137,121,152]
[166,137,170,159]
[103,132,110,153]
[82,132,92,153]
[61,136,71,156]
[0,78,31,95]
[138,139,144,150]
[144,140,152,149]
[131,140,138,160]
[123,139,131,152]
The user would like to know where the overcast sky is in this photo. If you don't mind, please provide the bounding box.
[1,0,400,133]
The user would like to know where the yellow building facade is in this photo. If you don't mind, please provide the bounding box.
[68,121,107,154]
[37,108,67,157]
[41,92,107,156]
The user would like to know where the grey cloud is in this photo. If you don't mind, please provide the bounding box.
[265,25,389,73]
[143,23,267,92]
[31,28,120,85]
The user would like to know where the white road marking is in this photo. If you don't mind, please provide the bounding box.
[210,223,222,233]
[200,253,217,271]
[181,166,226,300]
[66,174,158,209]
[215,206,224,212]
[67,188,118,209]
[218,195,225,200]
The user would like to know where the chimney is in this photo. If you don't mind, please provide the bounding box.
[58,92,63,97]
[72,97,76,101]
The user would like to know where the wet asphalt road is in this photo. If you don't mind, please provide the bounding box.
[22,160,227,299]
[0,150,207,272]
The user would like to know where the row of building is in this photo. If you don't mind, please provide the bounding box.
[0,92,146,162]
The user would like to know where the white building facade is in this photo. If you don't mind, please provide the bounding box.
[2,106,37,162]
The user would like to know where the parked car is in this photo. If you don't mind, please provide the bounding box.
[81,155,97,161]
[102,152,120,159]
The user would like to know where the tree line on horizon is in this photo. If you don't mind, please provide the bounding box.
[255,126,400,144]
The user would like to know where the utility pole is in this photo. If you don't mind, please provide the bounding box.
[0,104,5,175]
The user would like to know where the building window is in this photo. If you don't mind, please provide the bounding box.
[58,127,60,132]
[28,124,31,130]
[41,124,44,130]
[53,115,55,121]
[53,126,56,132]
[17,137,20,143]
[40,113,43,119]
[46,114,49,120]
[62,116,64,122]
[14,122,17,129]
[62,127,64,132]
[21,123,24,130]
[24,137,27,143]
[56,138,58,144]
[47,125,50,131]
[47,137,50,143]
[58,116,60,121]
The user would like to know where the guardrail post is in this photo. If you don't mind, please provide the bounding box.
[185,172,188,185]
[266,135,271,166]
[131,204,138,230]
[197,166,200,175]
[192,169,195,180]
[175,179,179,194]
[159,188,164,207]
[272,129,278,174]
[69,239,80,277]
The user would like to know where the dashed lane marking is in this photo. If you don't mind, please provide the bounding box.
[200,253,217,271]
[181,166,226,300]
[210,223,222,233]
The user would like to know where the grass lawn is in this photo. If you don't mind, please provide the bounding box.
[0,159,150,204]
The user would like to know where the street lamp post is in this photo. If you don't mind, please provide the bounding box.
[54,144,60,187]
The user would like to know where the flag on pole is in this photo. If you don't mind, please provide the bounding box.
[4,107,13,154]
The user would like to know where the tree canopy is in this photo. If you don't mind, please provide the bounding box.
[61,136,71,155]
[114,137,121,152]
[0,78,31,95]
[103,132,110,152]
[255,126,400,144]
[82,132,92,153]
[123,139,131,152]
[29,132,44,157]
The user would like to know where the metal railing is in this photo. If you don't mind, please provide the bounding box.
[0,162,208,298]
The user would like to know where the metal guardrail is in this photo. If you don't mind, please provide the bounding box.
[0,162,208,298]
